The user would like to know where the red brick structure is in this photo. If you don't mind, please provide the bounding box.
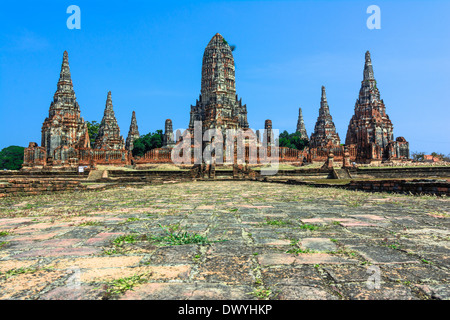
[309,86,341,149]
[345,51,409,164]
[23,52,130,169]
[125,111,140,151]
[23,43,409,170]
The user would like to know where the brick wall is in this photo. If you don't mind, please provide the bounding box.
[346,179,450,196]
[0,179,86,198]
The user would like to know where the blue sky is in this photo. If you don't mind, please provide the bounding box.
[0,0,449,154]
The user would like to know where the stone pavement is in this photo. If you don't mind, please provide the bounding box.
[0,181,448,300]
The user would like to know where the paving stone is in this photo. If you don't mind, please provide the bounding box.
[194,255,255,284]
[351,246,420,264]
[300,238,337,252]
[338,282,420,300]
[119,282,254,300]
[0,180,448,300]
[147,245,198,265]
[274,285,338,300]
[324,265,373,283]
[415,284,450,300]
[261,265,322,286]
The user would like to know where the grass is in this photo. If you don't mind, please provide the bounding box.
[112,234,140,246]
[2,267,37,278]
[0,266,53,279]
[249,287,274,300]
[0,241,8,249]
[0,231,12,237]
[102,273,151,299]
[150,224,212,246]
[259,217,291,227]
[126,217,141,222]
[286,247,317,254]
[76,220,100,227]
[299,223,320,231]
[286,238,318,254]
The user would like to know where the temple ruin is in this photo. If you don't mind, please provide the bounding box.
[23,35,409,170]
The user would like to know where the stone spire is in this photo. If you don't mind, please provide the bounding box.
[41,51,89,157]
[125,111,140,151]
[363,51,375,81]
[309,86,341,148]
[94,91,125,150]
[296,107,308,140]
[189,33,249,132]
[263,119,274,147]
[346,51,409,162]
[162,119,175,148]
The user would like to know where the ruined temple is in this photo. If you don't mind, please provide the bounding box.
[345,51,409,163]
[296,107,308,140]
[309,86,341,148]
[94,91,125,150]
[41,51,91,156]
[23,51,91,168]
[23,42,410,169]
[189,33,249,132]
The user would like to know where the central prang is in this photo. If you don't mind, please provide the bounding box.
[189,33,249,132]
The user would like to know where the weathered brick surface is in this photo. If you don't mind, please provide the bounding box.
[347,179,450,196]
[0,179,86,197]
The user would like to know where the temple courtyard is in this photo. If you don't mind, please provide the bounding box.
[0,181,448,300]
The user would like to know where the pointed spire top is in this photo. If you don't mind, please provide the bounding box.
[363,50,375,81]
[105,91,113,111]
[296,107,308,140]
[319,86,331,117]
[58,50,72,83]
[321,86,327,101]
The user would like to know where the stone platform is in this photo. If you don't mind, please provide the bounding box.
[0,181,448,300]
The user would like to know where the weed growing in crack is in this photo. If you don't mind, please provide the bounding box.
[259,217,291,227]
[149,224,219,246]
[299,223,321,231]
[249,287,275,300]
[101,273,151,299]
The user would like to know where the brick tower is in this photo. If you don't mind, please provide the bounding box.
[309,86,341,148]
[125,111,140,151]
[40,51,90,158]
[345,51,409,162]
[189,33,249,132]
[296,107,308,141]
[94,91,125,150]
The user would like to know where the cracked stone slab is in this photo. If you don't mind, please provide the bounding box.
[351,246,420,264]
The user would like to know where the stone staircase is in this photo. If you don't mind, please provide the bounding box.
[87,170,107,181]
[333,168,352,179]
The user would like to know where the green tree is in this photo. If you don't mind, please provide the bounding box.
[86,121,100,146]
[132,130,163,157]
[0,146,25,170]
[411,151,425,161]
[278,131,309,150]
